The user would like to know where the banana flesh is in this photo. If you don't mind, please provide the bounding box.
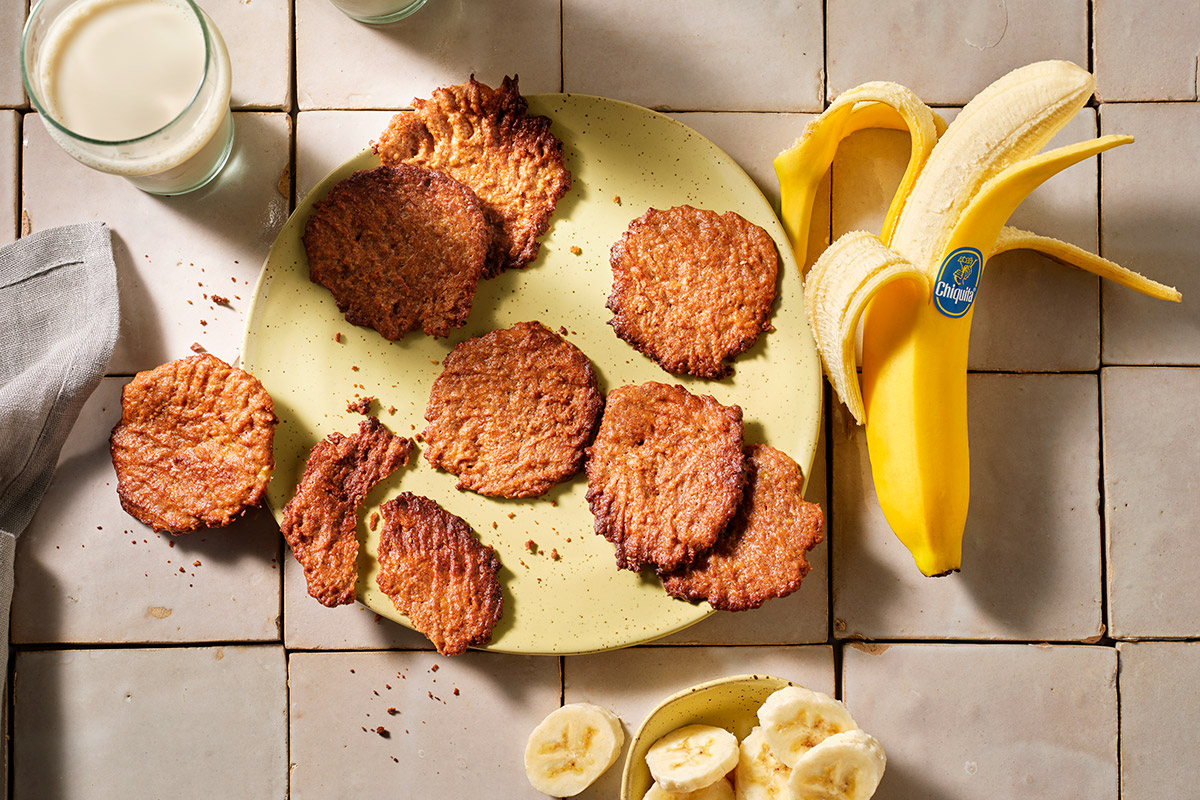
[781,60,1181,576]
[524,702,625,797]
[785,730,887,800]
[640,685,886,800]
[646,724,741,794]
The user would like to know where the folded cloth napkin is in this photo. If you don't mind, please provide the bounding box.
[0,222,119,663]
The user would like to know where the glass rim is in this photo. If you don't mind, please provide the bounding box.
[21,0,215,147]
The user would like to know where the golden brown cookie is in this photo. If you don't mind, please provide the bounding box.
[374,76,571,277]
[607,205,779,378]
[280,417,413,607]
[302,164,490,340]
[375,493,503,656]
[660,444,824,611]
[584,381,746,572]
[110,354,277,534]
[421,321,603,498]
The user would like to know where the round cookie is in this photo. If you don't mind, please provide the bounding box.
[421,321,603,498]
[584,381,746,572]
[109,354,277,534]
[375,492,503,656]
[374,76,572,277]
[302,164,490,340]
[660,444,824,611]
[607,205,780,379]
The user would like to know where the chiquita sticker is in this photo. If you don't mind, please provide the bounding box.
[933,247,983,318]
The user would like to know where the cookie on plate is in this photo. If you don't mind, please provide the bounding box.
[110,353,277,534]
[281,417,413,607]
[584,381,746,572]
[375,493,503,656]
[374,76,571,277]
[421,320,603,498]
[660,444,824,611]
[607,205,779,379]
[303,164,490,340]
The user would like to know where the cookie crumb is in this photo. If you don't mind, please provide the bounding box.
[369,511,380,531]
[211,294,230,306]
[189,342,205,353]
[569,245,582,256]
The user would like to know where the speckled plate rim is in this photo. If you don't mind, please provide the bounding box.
[620,673,800,799]
[241,93,821,656]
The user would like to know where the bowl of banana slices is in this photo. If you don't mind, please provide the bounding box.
[620,674,887,800]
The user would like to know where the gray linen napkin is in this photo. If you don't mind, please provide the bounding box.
[0,222,119,661]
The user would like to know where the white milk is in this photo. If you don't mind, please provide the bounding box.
[32,0,233,193]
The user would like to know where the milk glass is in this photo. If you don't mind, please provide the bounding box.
[21,0,235,196]
[328,0,427,25]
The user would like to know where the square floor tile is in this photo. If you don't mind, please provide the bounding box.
[671,111,832,269]
[1103,367,1200,639]
[830,107,1100,371]
[565,645,835,800]
[21,111,292,373]
[296,110,396,202]
[206,0,292,109]
[1,109,15,245]
[288,650,559,798]
[1118,641,1200,799]
[14,645,288,799]
[0,7,23,108]
[659,421,829,645]
[283,553,431,649]
[844,643,1117,799]
[1100,103,1200,364]
[296,0,561,110]
[827,0,1089,105]
[1095,0,1200,101]
[564,0,823,112]
[832,373,1103,641]
[11,378,283,645]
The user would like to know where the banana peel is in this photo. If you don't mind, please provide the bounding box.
[777,61,1181,577]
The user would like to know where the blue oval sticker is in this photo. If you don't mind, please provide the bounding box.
[933,246,983,318]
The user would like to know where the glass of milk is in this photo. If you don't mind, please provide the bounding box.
[21,0,234,196]
[328,0,427,25]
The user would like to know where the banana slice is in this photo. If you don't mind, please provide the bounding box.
[785,729,886,800]
[645,723,740,793]
[756,686,857,768]
[733,726,791,800]
[524,702,624,797]
[644,777,736,800]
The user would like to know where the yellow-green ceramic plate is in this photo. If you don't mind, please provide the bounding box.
[241,94,820,655]
[621,674,800,799]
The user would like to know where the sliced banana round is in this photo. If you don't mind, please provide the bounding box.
[644,777,736,800]
[734,726,791,800]
[524,702,625,797]
[645,723,740,793]
[756,686,858,768]
[785,729,886,800]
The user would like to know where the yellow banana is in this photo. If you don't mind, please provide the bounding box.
[777,61,1180,577]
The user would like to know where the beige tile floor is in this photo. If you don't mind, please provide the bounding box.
[5,1,1199,798]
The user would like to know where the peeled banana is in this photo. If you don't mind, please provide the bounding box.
[733,726,793,800]
[645,724,741,793]
[785,730,886,800]
[640,686,886,800]
[778,60,1181,576]
[755,686,858,768]
[524,702,625,797]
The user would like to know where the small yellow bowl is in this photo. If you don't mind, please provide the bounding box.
[619,674,799,800]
